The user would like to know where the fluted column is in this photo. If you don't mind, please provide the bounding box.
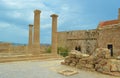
[51,14,58,55]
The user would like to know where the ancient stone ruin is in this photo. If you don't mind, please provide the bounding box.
[61,48,120,76]
[0,9,59,62]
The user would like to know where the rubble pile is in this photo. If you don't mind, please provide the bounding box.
[61,48,120,76]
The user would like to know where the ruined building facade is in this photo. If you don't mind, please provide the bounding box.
[58,8,120,56]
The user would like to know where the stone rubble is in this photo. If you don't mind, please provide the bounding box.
[61,48,120,77]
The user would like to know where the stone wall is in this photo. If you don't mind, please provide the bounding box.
[57,32,67,48]
[97,26,120,56]
[58,30,98,54]
[0,43,28,56]
[0,42,51,57]
[0,43,12,53]
[58,25,120,56]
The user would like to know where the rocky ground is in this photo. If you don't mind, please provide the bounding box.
[0,59,119,78]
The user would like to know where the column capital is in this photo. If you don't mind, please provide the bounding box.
[34,9,41,14]
[50,14,58,17]
[29,24,33,27]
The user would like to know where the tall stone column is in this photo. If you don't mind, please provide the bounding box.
[51,14,58,55]
[28,24,33,46]
[33,10,41,54]
[118,8,120,20]
[118,8,120,21]
[28,24,33,54]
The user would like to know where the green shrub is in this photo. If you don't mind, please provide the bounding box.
[58,47,69,57]
[45,46,51,53]
[45,46,69,57]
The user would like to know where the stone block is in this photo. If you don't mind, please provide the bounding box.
[110,64,118,72]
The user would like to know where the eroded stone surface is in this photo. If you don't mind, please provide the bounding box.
[62,49,120,77]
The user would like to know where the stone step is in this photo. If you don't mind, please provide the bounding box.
[0,54,62,63]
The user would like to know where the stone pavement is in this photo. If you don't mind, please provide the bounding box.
[0,59,119,78]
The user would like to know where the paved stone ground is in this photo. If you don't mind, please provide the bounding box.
[0,59,119,78]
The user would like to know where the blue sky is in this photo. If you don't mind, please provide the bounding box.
[0,0,120,44]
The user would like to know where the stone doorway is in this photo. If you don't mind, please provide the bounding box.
[107,44,113,56]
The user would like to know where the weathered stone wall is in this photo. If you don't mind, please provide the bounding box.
[57,32,68,48]
[0,43,12,53]
[0,43,28,56]
[11,46,27,55]
[58,30,98,54]
[58,25,120,56]
[97,26,120,56]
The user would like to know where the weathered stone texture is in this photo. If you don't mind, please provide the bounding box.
[97,26,120,56]
[51,14,58,54]
[61,48,120,76]
[58,30,98,54]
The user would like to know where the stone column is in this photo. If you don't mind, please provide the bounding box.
[28,24,33,55]
[33,10,41,54]
[118,8,120,21]
[51,14,58,55]
[28,24,33,46]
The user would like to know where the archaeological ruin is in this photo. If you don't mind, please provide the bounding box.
[0,7,120,77]
[0,9,59,62]
[59,8,120,76]
[58,8,120,57]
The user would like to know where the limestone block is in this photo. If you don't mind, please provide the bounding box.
[117,64,120,71]
[79,59,86,64]
[102,65,111,72]
[76,53,83,59]
[110,59,120,72]
[99,59,108,66]
[110,64,118,72]
[65,59,71,63]
[94,48,110,59]
[69,52,76,58]
[69,63,76,66]
[85,64,94,69]
[81,54,89,58]
[116,56,120,60]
